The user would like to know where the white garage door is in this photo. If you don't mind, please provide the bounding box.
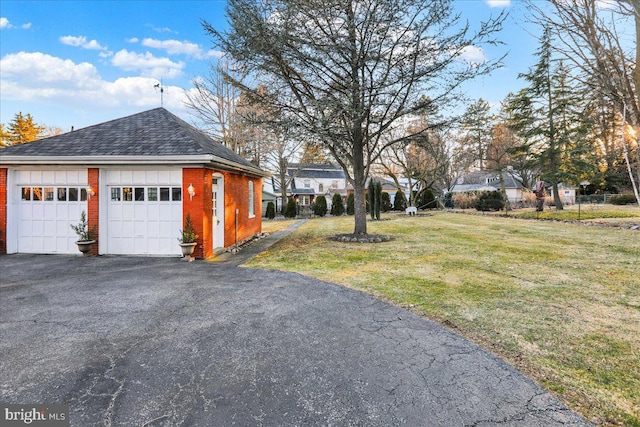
[16,170,88,254]
[106,170,182,255]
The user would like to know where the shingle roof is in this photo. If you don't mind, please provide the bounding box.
[0,108,264,175]
[287,163,345,179]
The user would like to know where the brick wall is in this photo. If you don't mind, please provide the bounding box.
[222,172,262,248]
[87,168,99,255]
[0,168,7,255]
[182,168,213,259]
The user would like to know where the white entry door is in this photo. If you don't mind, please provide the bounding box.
[14,169,88,254]
[212,175,225,249]
[106,170,182,255]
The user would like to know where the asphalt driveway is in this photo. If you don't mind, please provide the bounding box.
[0,254,590,426]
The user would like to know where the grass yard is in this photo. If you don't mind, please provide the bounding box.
[248,212,640,426]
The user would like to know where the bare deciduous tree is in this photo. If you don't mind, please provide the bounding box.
[205,0,505,234]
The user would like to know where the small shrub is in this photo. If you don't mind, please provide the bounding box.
[611,193,638,205]
[452,192,477,209]
[381,192,392,212]
[178,213,198,243]
[443,192,454,208]
[70,210,97,242]
[284,198,297,218]
[475,191,505,211]
[418,188,436,209]
[346,193,355,215]
[314,195,328,216]
[265,201,276,219]
[393,190,406,210]
[331,193,345,216]
[522,191,537,208]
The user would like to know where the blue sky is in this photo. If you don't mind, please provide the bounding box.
[1,0,538,132]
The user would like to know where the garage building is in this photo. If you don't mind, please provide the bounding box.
[0,108,267,258]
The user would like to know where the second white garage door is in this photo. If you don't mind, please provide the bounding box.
[106,170,182,255]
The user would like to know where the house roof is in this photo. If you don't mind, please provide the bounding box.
[287,163,345,179]
[454,171,524,189]
[0,108,267,177]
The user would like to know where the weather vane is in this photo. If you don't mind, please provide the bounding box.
[154,78,165,107]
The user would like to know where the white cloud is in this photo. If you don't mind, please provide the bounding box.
[126,37,139,43]
[60,35,107,51]
[147,24,178,34]
[140,38,224,59]
[485,0,511,7]
[0,51,188,113]
[142,38,203,57]
[460,45,487,65]
[111,49,184,79]
[1,17,32,29]
[1,52,101,89]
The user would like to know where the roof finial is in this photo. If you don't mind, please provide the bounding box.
[153,78,165,107]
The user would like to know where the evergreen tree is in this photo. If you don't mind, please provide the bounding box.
[265,201,276,219]
[393,190,406,210]
[368,179,376,220]
[381,192,392,212]
[346,193,355,215]
[508,28,593,210]
[331,193,345,216]
[314,195,328,217]
[1,112,45,146]
[284,198,297,218]
[374,181,382,220]
[459,99,495,170]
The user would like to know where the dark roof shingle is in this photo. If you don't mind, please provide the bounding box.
[0,108,262,173]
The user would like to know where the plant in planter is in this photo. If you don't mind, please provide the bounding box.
[70,210,97,256]
[178,213,199,259]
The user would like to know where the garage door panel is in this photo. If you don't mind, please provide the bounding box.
[106,178,182,255]
[17,178,86,253]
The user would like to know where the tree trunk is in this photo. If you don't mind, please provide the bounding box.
[352,143,368,235]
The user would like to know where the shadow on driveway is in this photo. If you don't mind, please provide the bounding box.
[0,254,590,426]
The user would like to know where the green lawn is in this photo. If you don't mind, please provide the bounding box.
[249,212,640,426]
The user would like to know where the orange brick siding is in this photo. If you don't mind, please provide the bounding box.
[0,168,7,255]
[221,172,262,248]
[87,168,99,255]
[182,168,262,258]
[182,168,213,259]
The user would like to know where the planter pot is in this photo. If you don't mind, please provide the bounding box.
[179,242,197,258]
[76,240,96,256]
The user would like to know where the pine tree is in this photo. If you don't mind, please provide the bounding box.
[331,193,345,216]
[3,112,45,146]
[346,193,355,215]
[508,28,593,210]
[314,195,328,217]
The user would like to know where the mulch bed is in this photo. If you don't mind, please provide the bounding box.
[328,234,394,243]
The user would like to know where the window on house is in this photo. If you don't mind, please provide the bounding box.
[304,179,310,188]
[319,183,324,193]
[22,187,32,201]
[248,181,255,217]
[68,187,78,201]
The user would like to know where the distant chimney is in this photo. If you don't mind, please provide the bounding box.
[71,126,74,132]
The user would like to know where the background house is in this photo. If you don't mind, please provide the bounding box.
[278,163,347,212]
[450,171,525,206]
[0,108,267,258]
